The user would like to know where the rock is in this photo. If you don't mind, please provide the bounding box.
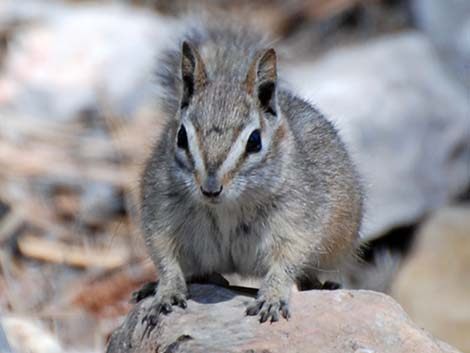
[106,284,459,353]
[284,32,470,240]
[391,205,470,353]
[2,316,64,353]
[0,319,12,353]
[0,1,175,121]
[412,0,470,87]
[38,178,124,228]
[79,181,123,227]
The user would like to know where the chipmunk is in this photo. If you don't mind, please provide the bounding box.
[140,21,363,324]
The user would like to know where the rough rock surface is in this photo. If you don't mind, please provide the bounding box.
[106,284,460,353]
[284,32,470,239]
[392,205,470,353]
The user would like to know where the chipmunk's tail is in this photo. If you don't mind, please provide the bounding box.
[342,249,401,293]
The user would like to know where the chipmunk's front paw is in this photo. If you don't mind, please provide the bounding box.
[131,281,158,303]
[141,286,187,337]
[246,296,291,323]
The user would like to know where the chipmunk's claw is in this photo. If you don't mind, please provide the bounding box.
[141,309,159,338]
[140,285,187,338]
[131,281,158,303]
[246,297,290,323]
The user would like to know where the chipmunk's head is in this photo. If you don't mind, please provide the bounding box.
[172,42,288,206]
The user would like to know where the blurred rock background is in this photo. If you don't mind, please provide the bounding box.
[0,0,468,352]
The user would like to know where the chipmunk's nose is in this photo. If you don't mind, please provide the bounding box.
[201,175,223,198]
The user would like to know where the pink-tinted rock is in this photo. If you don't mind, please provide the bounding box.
[106,284,460,353]
[392,205,470,353]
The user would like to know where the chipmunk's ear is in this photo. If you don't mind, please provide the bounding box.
[180,41,207,109]
[244,48,278,116]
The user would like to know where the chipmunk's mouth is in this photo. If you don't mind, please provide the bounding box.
[200,185,223,198]
[199,186,224,206]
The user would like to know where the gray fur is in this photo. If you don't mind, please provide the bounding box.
[141,22,363,323]
[156,21,270,118]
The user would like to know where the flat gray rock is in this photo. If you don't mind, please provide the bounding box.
[412,0,470,86]
[0,1,175,121]
[0,319,12,353]
[106,284,460,353]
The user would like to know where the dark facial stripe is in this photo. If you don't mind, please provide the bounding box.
[237,122,287,178]
[174,124,195,171]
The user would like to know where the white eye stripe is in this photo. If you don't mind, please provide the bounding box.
[219,122,261,177]
[182,120,206,177]
[181,119,270,181]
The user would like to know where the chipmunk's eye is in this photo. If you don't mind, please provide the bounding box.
[246,129,262,154]
[177,125,188,150]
